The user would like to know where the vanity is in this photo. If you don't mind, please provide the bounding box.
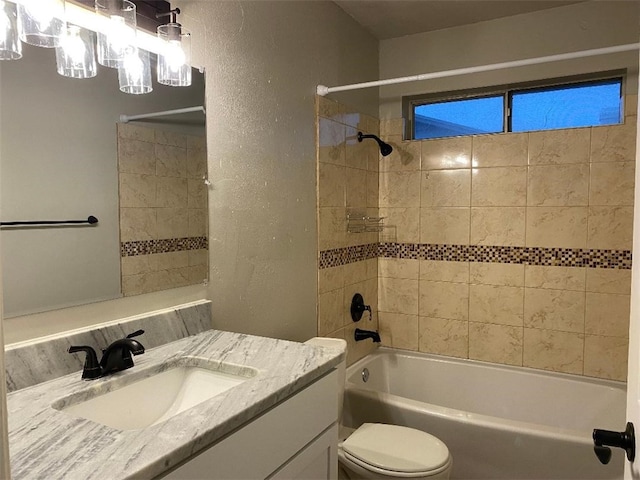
[6,325,342,479]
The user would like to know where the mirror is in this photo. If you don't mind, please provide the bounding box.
[0,43,207,318]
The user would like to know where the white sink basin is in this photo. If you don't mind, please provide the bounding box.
[53,359,257,430]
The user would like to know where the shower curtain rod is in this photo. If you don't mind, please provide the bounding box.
[316,43,640,96]
[119,106,206,123]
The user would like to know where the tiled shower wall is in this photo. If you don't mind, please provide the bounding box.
[317,97,380,365]
[117,123,209,296]
[377,96,638,381]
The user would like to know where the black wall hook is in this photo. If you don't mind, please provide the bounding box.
[593,422,635,464]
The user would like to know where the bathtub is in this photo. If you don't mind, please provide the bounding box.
[342,348,626,480]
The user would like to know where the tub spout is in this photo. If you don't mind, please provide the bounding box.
[354,328,380,343]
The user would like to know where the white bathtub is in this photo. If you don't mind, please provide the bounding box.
[342,348,626,480]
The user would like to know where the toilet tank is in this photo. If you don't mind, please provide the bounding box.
[304,337,347,421]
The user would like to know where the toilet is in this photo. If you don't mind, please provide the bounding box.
[305,338,452,479]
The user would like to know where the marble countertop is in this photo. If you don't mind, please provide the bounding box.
[7,330,343,479]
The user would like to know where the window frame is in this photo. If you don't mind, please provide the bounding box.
[402,70,626,141]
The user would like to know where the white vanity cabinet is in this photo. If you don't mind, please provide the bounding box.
[162,370,339,480]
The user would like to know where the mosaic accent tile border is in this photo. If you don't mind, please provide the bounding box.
[121,236,208,257]
[320,243,632,270]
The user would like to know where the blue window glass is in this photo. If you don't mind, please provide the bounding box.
[510,79,622,132]
[414,95,504,140]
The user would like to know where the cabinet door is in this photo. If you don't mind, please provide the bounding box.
[269,424,338,480]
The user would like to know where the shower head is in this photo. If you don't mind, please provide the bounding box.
[357,132,393,157]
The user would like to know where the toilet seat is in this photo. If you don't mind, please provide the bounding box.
[341,423,451,477]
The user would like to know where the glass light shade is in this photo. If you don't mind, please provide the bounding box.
[18,0,65,48]
[55,25,96,79]
[118,47,152,94]
[0,1,21,60]
[95,0,136,68]
[157,23,191,87]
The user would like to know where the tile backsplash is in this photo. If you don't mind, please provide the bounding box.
[117,123,209,296]
[317,95,636,381]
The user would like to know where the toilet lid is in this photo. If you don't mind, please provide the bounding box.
[342,423,450,474]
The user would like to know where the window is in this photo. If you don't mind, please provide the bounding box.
[404,73,624,141]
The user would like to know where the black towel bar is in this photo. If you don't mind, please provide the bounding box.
[0,216,99,226]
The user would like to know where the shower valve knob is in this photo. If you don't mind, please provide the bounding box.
[593,422,635,464]
[351,293,371,322]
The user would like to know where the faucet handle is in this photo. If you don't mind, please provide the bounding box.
[68,345,102,380]
[126,329,144,339]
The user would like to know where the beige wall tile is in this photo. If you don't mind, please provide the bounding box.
[188,264,208,284]
[419,280,469,320]
[525,207,588,248]
[318,266,344,294]
[381,137,421,172]
[318,118,346,165]
[380,171,421,207]
[346,167,368,208]
[470,262,524,287]
[120,207,157,241]
[188,249,208,267]
[155,251,189,270]
[586,268,632,295]
[188,209,208,237]
[470,207,525,246]
[523,328,584,375]
[367,171,379,208]
[157,176,188,208]
[524,288,585,333]
[419,316,468,358]
[379,312,419,350]
[379,258,419,279]
[584,335,628,381]
[119,173,156,208]
[155,129,187,148]
[156,144,187,178]
[122,273,149,296]
[318,289,344,336]
[421,169,471,207]
[527,164,589,206]
[365,258,378,280]
[471,133,528,167]
[118,123,154,142]
[157,208,190,239]
[524,265,585,291]
[589,162,635,206]
[421,136,472,170]
[344,260,369,286]
[379,277,419,315]
[421,207,470,245]
[318,163,345,207]
[345,278,377,325]
[186,141,207,179]
[469,323,523,366]
[345,126,369,171]
[188,178,208,209]
[318,207,346,250]
[591,123,637,163]
[366,142,380,172]
[469,284,524,326]
[587,206,633,250]
[528,128,590,165]
[118,138,155,175]
[121,254,158,276]
[379,207,420,243]
[420,260,469,283]
[585,292,630,338]
[471,167,526,206]
[317,96,346,123]
[380,118,404,137]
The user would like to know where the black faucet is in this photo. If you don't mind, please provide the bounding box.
[354,328,381,343]
[68,330,145,380]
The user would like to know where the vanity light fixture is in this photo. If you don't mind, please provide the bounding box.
[156,8,191,87]
[0,0,21,60]
[118,46,152,94]
[94,0,136,68]
[17,0,66,48]
[55,24,97,78]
